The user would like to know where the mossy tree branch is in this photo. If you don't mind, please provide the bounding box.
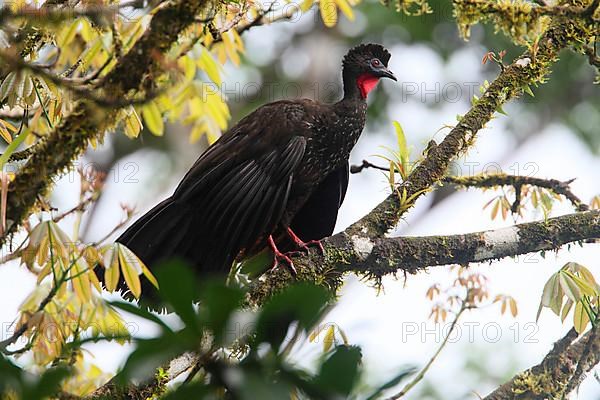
[245,210,600,307]
[483,324,600,399]
[352,161,589,212]
[443,173,589,212]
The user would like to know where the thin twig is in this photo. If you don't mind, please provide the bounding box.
[351,160,589,212]
[387,303,468,399]
[90,213,134,246]
[209,2,295,47]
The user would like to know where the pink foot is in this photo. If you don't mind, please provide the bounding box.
[268,235,297,276]
[286,227,325,255]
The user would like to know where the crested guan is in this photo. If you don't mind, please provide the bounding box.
[116,43,396,291]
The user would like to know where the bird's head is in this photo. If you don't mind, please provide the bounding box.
[342,43,396,99]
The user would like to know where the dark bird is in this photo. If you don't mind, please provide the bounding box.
[117,43,396,287]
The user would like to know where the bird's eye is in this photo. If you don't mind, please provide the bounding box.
[371,59,381,67]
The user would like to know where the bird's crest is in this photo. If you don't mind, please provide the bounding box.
[343,43,391,68]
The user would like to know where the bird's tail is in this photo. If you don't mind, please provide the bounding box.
[117,197,188,265]
[113,197,198,299]
[112,196,238,299]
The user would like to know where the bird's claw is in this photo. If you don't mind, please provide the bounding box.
[286,228,325,255]
[270,251,297,277]
[268,235,297,277]
[292,239,325,255]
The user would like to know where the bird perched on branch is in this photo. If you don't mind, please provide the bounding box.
[117,43,396,291]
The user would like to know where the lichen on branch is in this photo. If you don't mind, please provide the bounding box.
[246,210,600,307]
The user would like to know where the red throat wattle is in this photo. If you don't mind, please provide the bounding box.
[357,73,380,98]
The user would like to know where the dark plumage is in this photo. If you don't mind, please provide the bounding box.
[116,43,396,291]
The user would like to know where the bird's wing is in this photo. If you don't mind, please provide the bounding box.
[287,162,349,243]
[117,100,314,275]
[178,134,307,271]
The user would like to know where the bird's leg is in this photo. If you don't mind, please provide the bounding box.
[268,235,297,276]
[285,227,325,255]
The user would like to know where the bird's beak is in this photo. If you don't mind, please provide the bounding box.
[378,67,397,81]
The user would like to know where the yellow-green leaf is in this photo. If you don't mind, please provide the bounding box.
[335,0,355,20]
[141,101,164,136]
[198,48,222,85]
[0,72,18,101]
[393,121,408,165]
[123,107,142,139]
[57,19,81,48]
[120,244,158,289]
[117,244,142,298]
[559,272,582,303]
[561,299,573,322]
[323,325,335,352]
[71,259,92,302]
[0,119,13,143]
[320,0,338,27]
[573,301,589,333]
[103,246,120,293]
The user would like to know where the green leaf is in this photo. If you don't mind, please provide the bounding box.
[523,85,535,97]
[198,281,245,344]
[154,260,199,332]
[313,345,362,397]
[496,104,508,116]
[0,354,23,393]
[0,127,31,170]
[239,249,271,277]
[116,334,186,384]
[393,120,408,164]
[23,366,70,400]
[255,283,330,348]
[161,382,210,400]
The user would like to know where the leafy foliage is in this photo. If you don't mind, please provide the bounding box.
[537,262,599,333]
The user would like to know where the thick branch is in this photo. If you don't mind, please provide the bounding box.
[455,0,599,20]
[483,325,600,399]
[246,210,600,306]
